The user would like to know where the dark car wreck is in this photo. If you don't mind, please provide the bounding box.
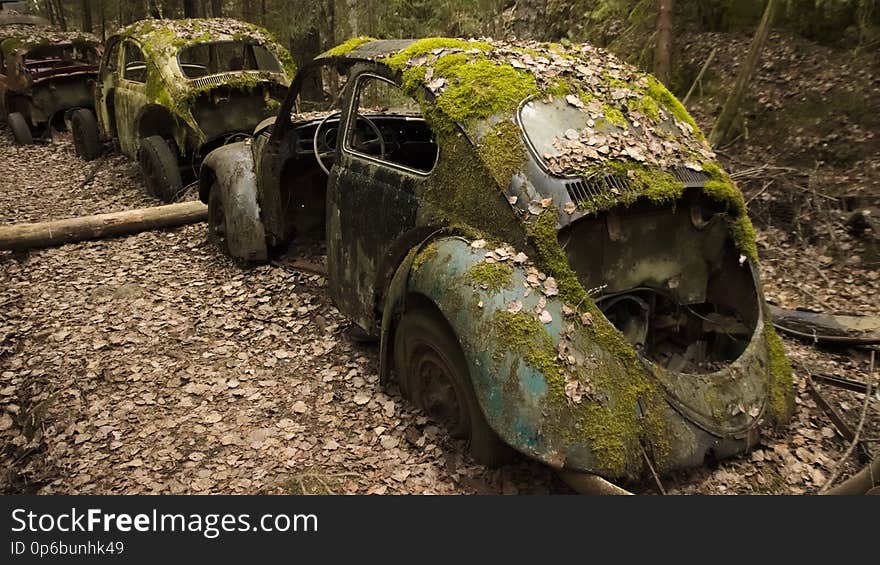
[72,18,294,202]
[199,37,795,491]
[0,15,101,145]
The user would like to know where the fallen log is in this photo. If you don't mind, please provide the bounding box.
[0,201,208,251]
[769,304,880,346]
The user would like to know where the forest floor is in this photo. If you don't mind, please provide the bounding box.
[1,32,878,495]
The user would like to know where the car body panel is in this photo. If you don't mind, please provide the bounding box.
[95,18,293,165]
[200,141,267,261]
[404,236,770,475]
[0,23,100,127]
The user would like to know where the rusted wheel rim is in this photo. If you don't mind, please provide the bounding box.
[409,343,469,439]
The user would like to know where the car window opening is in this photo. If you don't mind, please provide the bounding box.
[346,75,438,174]
[178,41,282,78]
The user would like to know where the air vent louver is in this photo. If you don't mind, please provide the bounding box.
[564,167,709,205]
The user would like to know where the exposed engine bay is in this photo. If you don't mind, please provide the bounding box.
[561,189,760,374]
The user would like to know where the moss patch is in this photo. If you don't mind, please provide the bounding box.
[646,75,700,134]
[321,36,376,58]
[412,242,439,272]
[466,262,514,292]
[475,120,527,187]
[764,323,795,424]
[629,95,661,121]
[602,104,628,128]
[494,311,564,396]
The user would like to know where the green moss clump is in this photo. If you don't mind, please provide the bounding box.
[412,242,439,271]
[494,311,564,396]
[525,210,589,306]
[701,163,759,261]
[646,75,701,134]
[466,262,514,292]
[602,104,628,128]
[382,37,492,69]
[476,120,527,188]
[630,95,661,121]
[577,161,685,212]
[764,323,795,424]
[321,36,376,58]
[545,79,570,97]
[433,57,538,125]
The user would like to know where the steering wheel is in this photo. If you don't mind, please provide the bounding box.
[313,111,386,175]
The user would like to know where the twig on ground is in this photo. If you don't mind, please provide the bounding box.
[641,444,666,495]
[820,350,875,493]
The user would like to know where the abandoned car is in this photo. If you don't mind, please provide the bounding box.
[199,37,795,490]
[0,16,101,145]
[72,18,295,202]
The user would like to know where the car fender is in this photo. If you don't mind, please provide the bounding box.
[199,142,267,262]
[395,236,773,478]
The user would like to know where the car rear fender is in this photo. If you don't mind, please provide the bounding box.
[199,142,267,262]
[382,235,597,470]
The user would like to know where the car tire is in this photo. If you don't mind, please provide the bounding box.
[394,305,514,467]
[71,109,101,161]
[207,185,229,255]
[138,135,183,202]
[8,112,33,145]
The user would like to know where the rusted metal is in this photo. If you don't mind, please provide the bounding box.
[91,18,293,193]
[769,304,880,345]
[811,373,870,394]
[0,17,100,139]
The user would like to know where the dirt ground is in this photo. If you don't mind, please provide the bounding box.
[1,37,878,495]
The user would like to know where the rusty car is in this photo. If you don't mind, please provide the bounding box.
[71,18,295,202]
[198,37,795,492]
[0,8,100,145]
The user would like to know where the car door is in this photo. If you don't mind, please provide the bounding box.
[328,70,438,331]
[114,40,149,157]
[95,36,121,138]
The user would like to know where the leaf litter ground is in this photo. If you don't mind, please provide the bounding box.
[0,126,875,495]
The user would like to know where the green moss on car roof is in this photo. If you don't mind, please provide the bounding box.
[118,17,294,76]
[321,36,377,58]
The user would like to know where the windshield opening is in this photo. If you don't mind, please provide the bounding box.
[177,41,281,78]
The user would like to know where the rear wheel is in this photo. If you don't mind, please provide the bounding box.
[71,109,101,160]
[394,306,513,466]
[8,112,33,145]
[138,135,183,202]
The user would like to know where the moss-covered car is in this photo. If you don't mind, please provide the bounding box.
[0,12,101,145]
[72,18,294,202]
[199,37,794,490]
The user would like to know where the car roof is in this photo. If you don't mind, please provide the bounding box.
[117,17,279,54]
[0,25,100,56]
[0,12,50,27]
[317,37,715,176]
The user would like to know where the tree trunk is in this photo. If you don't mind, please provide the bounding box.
[654,0,674,84]
[183,0,200,18]
[210,0,222,17]
[52,0,67,30]
[709,0,778,146]
[0,202,208,251]
[80,0,93,32]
